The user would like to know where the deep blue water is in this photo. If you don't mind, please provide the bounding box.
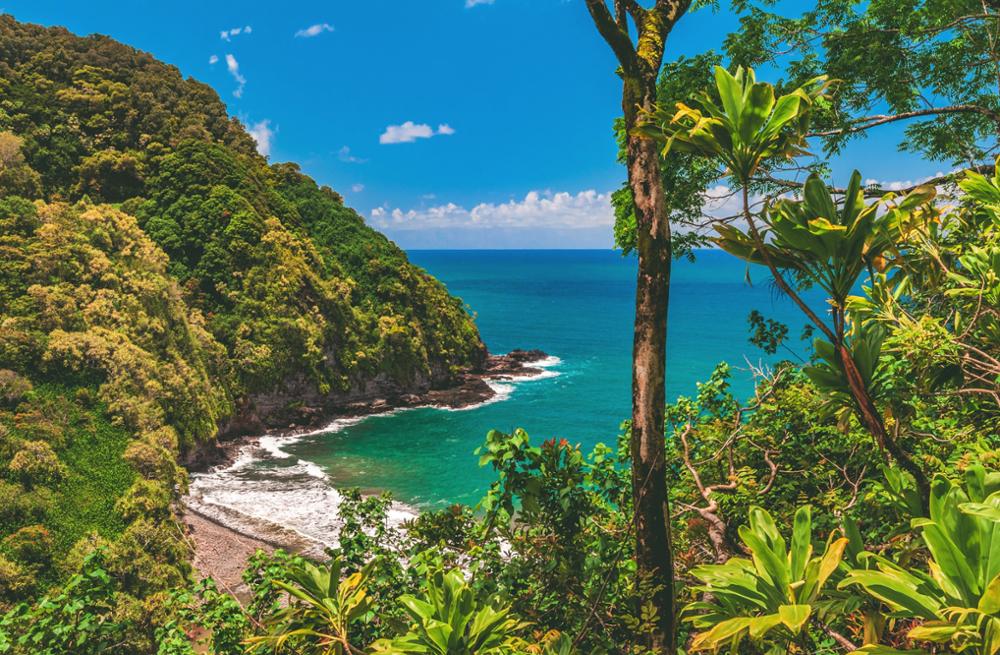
[284,249,821,508]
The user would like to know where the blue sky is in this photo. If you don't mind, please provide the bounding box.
[6,1,940,248]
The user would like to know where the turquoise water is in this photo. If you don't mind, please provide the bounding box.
[284,249,822,509]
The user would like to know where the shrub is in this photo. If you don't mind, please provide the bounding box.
[58,531,112,578]
[0,481,52,526]
[0,554,34,606]
[7,441,66,488]
[0,370,32,408]
[122,439,175,481]
[114,479,172,524]
[2,525,54,564]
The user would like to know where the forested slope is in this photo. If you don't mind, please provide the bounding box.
[0,14,485,644]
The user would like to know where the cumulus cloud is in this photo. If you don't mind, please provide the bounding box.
[466,0,495,7]
[379,122,455,145]
[351,183,365,193]
[225,54,246,98]
[220,25,251,41]
[295,22,334,38]
[208,54,219,65]
[369,189,613,231]
[338,146,367,163]
[248,120,273,156]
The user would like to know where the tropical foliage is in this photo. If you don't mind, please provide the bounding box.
[684,506,847,653]
[0,14,484,654]
[4,1,1000,654]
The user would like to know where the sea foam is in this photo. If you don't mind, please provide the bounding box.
[186,353,562,547]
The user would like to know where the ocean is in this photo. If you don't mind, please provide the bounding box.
[186,249,823,548]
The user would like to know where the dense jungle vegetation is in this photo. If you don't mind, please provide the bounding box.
[0,14,486,654]
[3,0,1000,653]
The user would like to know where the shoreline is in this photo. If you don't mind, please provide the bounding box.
[182,506,284,602]
[180,350,556,585]
[187,349,554,474]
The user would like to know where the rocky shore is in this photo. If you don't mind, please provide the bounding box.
[180,349,552,587]
[185,349,551,472]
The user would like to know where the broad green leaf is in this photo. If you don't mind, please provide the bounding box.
[742,82,775,141]
[809,537,848,602]
[777,604,811,634]
[840,570,943,617]
[758,94,802,141]
[714,66,744,123]
[915,519,980,603]
[906,621,960,643]
[961,502,1000,522]
[985,616,1000,655]
[789,506,812,582]
[740,528,791,602]
[980,572,1000,614]
[747,613,783,640]
[690,616,752,651]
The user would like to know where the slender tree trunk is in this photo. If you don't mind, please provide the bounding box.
[625,79,676,655]
[738,188,930,511]
[583,4,691,651]
[837,346,930,506]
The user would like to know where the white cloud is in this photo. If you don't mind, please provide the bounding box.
[466,0,495,7]
[369,189,613,231]
[220,25,252,41]
[208,54,219,65]
[379,121,456,145]
[295,22,334,38]
[351,183,365,193]
[225,54,246,98]
[248,120,273,156]
[338,146,367,163]
[864,173,943,191]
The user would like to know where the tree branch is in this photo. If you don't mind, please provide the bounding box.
[585,0,640,73]
[756,164,994,197]
[622,0,648,24]
[809,104,1000,138]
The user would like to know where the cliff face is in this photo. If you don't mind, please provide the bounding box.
[0,15,488,433]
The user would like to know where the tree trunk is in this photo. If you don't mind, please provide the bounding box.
[740,189,930,512]
[837,345,930,507]
[582,4,692,651]
[625,77,676,655]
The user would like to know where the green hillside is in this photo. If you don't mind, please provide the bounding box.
[0,14,485,646]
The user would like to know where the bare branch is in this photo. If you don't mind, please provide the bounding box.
[809,104,1000,138]
[584,0,640,73]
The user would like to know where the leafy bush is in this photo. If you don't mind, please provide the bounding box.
[371,568,524,655]
[2,525,54,564]
[843,466,1000,654]
[7,441,66,488]
[684,506,847,652]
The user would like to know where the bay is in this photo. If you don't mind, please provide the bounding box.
[284,249,821,509]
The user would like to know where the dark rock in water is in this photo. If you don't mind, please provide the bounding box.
[506,349,548,362]
[482,349,549,379]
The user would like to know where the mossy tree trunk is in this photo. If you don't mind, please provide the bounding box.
[583,2,691,653]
